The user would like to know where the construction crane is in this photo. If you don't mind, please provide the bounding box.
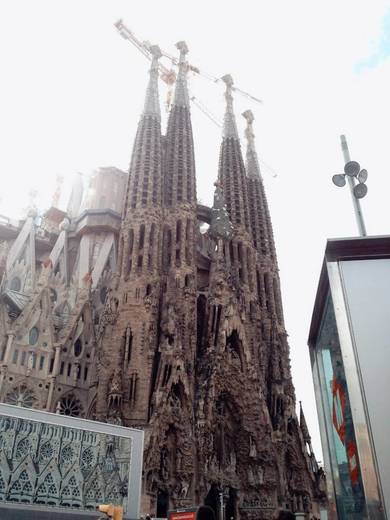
[115,19,220,123]
[114,20,262,113]
[114,20,276,177]
[143,36,262,105]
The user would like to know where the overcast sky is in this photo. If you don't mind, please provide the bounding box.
[1,0,390,458]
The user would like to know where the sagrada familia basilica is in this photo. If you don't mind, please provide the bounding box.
[0,41,326,518]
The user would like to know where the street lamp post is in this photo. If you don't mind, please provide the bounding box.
[219,489,224,520]
[332,135,368,237]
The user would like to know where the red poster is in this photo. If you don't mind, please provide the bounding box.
[169,512,196,520]
[332,378,346,444]
[347,440,359,486]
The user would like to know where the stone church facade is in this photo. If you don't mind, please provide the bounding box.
[0,42,326,518]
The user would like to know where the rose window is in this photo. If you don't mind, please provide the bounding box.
[60,445,75,464]
[5,385,36,408]
[58,394,83,417]
[39,442,54,461]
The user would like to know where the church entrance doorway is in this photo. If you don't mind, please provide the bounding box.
[204,484,219,519]
[157,489,169,518]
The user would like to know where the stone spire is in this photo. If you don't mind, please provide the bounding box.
[144,45,162,119]
[164,41,197,206]
[299,401,311,444]
[173,41,190,108]
[218,75,249,232]
[222,74,239,139]
[123,45,163,213]
[243,109,275,259]
[243,109,261,179]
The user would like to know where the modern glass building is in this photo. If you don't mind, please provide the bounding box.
[308,236,390,520]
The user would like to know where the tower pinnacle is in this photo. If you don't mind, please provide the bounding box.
[123,43,163,213]
[143,45,162,119]
[173,41,190,108]
[218,74,249,230]
[243,109,261,179]
[243,110,276,260]
[164,41,196,206]
[221,74,239,139]
[299,401,313,451]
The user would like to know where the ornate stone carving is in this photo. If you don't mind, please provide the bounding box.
[0,35,327,519]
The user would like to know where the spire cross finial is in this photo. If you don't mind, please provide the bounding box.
[242,109,254,124]
[149,45,162,68]
[221,74,239,139]
[143,44,162,119]
[242,109,262,179]
[221,74,234,88]
[176,41,189,61]
[173,41,190,107]
[222,74,234,108]
[242,109,255,147]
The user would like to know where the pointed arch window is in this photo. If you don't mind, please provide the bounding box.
[226,329,243,369]
[238,242,244,282]
[148,223,156,269]
[256,270,262,305]
[124,326,133,365]
[176,220,182,244]
[74,339,82,357]
[246,248,253,290]
[264,273,271,311]
[163,227,172,271]
[273,277,281,320]
[126,229,134,275]
[12,350,19,364]
[10,277,21,292]
[138,224,145,250]
[229,241,235,265]
[100,286,108,304]
[184,219,192,264]
[29,327,39,346]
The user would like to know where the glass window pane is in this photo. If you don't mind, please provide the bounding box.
[29,327,39,346]
[316,294,367,518]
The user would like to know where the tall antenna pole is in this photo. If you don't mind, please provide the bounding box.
[340,135,367,236]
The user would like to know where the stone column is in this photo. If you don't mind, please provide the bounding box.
[46,344,62,411]
[3,332,15,365]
